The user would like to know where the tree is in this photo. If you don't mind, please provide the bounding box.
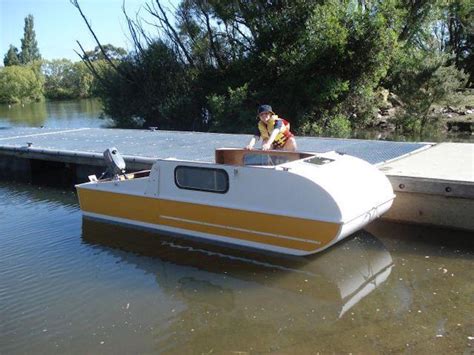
[395,63,467,132]
[444,0,474,84]
[42,59,94,100]
[92,41,198,129]
[20,14,41,64]
[3,45,20,66]
[71,0,469,133]
[83,44,127,61]
[0,64,44,104]
[75,0,401,130]
[73,61,95,97]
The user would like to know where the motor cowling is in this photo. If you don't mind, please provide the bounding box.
[103,147,126,177]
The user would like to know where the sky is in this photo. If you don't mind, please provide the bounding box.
[0,0,178,63]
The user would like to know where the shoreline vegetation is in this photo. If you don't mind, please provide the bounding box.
[1,1,473,140]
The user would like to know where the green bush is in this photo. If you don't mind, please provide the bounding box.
[325,114,352,138]
[297,119,324,137]
[0,63,43,104]
[93,41,201,129]
[207,84,255,133]
[296,111,350,138]
[391,53,468,132]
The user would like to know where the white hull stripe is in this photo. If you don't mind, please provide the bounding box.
[82,212,315,256]
[160,215,322,245]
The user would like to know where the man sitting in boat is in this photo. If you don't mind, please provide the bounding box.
[245,104,297,151]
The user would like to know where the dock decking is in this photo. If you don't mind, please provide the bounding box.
[0,127,429,164]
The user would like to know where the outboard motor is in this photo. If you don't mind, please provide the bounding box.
[103,147,126,179]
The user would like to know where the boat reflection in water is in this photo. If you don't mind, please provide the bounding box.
[82,218,393,321]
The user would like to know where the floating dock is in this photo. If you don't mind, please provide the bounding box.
[0,127,472,231]
[380,143,473,231]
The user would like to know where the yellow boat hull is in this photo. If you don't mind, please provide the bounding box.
[77,188,341,255]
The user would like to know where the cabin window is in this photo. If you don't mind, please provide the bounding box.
[243,153,291,166]
[175,166,229,193]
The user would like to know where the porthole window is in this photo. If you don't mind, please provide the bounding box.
[175,166,229,193]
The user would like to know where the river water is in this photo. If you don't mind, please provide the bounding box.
[0,181,473,353]
[0,100,473,353]
[0,99,111,129]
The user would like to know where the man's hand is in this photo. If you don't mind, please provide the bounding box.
[245,144,254,150]
[262,142,271,151]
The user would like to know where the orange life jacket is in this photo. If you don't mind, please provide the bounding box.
[257,115,293,148]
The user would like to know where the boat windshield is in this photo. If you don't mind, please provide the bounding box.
[243,153,292,166]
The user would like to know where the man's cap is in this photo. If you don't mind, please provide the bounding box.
[257,104,274,116]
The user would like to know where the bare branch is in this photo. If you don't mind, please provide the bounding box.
[195,0,225,69]
[145,0,195,67]
[232,22,254,50]
[74,40,108,86]
[121,1,145,55]
[176,5,199,50]
[70,0,122,73]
